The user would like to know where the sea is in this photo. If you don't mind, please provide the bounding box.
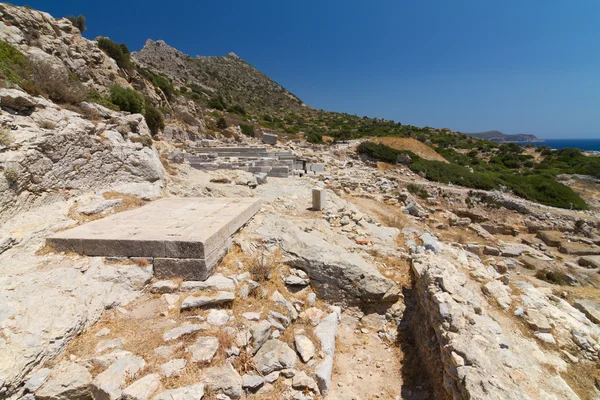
[516,139,600,152]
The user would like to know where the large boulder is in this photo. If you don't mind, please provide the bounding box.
[35,362,92,400]
[254,218,400,305]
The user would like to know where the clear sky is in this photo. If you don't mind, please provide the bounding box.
[12,0,600,138]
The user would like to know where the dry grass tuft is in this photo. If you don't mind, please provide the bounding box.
[231,349,256,375]
[102,191,148,212]
[561,361,600,400]
[248,248,282,283]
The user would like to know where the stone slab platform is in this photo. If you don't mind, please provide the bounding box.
[47,197,261,261]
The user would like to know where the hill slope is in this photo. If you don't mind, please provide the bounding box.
[133,39,306,115]
[466,130,543,143]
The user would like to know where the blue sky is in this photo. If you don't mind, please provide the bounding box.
[14,0,600,138]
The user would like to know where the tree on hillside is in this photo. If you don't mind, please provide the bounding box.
[66,15,86,32]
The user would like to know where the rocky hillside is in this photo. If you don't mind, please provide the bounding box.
[133,39,306,115]
[466,130,544,143]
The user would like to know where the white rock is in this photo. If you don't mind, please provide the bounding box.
[95,338,125,354]
[207,309,230,326]
[180,275,235,292]
[153,384,204,400]
[160,359,187,378]
[204,363,242,400]
[122,374,161,400]
[150,280,179,294]
[187,336,219,363]
[250,320,272,355]
[253,339,297,375]
[242,374,264,390]
[35,362,92,400]
[242,312,261,321]
[91,355,145,400]
[163,324,206,341]
[180,291,235,310]
[294,335,316,362]
[95,328,111,338]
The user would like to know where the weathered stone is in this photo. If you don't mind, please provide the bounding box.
[559,242,600,256]
[255,218,399,304]
[187,336,219,363]
[284,275,310,287]
[95,338,125,354]
[163,324,206,341]
[294,335,315,362]
[204,363,242,400]
[501,245,522,258]
[91,355,145,400]
[573,299,600,324]
[0,88,36,114]
[152,384,204,400]
[180,291,235,310]
[160,359,186,378]
[315,355,334,395]
[292,371,317,391]
[482,280,512,311]
[24,368,51,393]
[420,233,439,255]
[312,188,326,211]
[578,255,600,269]
[180,275,235,292]
[150,280,179,294]
[251,320,272,354]
[523,309,552,333]
[536,230,563,247]
[35,362,92,400]
[270,290,298,320]
[314,312,338,356]
[154,343,183,358]
[242,312,261,321]
[207,309,230,326]
[121,374,161,400]
[253,339,297,374]
[242,374,264,390]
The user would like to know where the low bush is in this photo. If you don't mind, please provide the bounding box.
[0,40,30,85]
[109,86,144,114]
[216,117,227,129]
[97,37,133,71]
[66,15,86,32]
[240,124,255,137]
[227,104,246,115]
[306,131,324,144]
[407,184,429,199]
[144,102,164,136]
[26,58,87,104]
[357,141,400,163]
[208,95,226,110]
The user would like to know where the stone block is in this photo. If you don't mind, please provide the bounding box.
[312,188,326,211]
[262,133,278,145]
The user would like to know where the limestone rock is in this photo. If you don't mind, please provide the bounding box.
[314,312,338,356]
[152,384,204,400]
[160,359,187,378]
[315,355,334,395]
[204,363,242,400]
[163,324,206,341]
[95,338,125,354]
[250,320,272,355]
[573,299,600,324]
[180,291,235,310]
[254,218,399,304]
[253,339,297,374]
[187,336,219,363]
[242,374,264,390]
[294,335,315,362]
[35,362,92,400]
[291,371,317,391]
[121,374,161,400]
[150,280,179,294]
[91,355,145,400]
[207,309,230,326]
[180,275,235,292]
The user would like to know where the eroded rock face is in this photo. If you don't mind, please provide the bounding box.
[410,244,580,400]
[34,361,92,400]
[254,217,400,305]
[0,260,151,396]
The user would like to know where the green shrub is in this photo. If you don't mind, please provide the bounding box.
[407,184,429,199]
[0,40,30,85]
[208,95,226,110]
[97,37,133,70]
[240,124,254,137]
[216,117,227,129]
[26,58,87,104]
[227,104,246,115]
[144,102,164,136]
[66,15,86,32]
[306,131,324,144]
[138,68,174,99]
[88,89,119,110]
[110,86,144,114]
[357,141,400,163]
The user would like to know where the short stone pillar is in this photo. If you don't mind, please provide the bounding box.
[312,188,326,211]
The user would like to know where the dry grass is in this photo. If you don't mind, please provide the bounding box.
[37,120,57,130]
[373,137,448,163]
[561,361,600,400]
[159,153,178,176]
[102,191,148,212]
[231,349,256,375]
[248,249,282,282]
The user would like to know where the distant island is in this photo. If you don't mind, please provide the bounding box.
[465,130,544,143]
